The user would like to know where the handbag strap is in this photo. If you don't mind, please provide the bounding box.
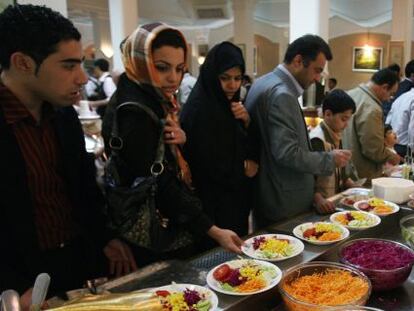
[108,101,165,177]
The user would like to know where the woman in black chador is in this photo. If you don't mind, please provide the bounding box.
[181,42,257,250]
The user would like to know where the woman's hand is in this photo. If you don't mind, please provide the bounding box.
[314,193,335,214]
[104,239,137,277]
[164,119,186,145]
[207,226,244,254]
[231,101,250,128]
[20,288,49,311]
[20,288,33,311]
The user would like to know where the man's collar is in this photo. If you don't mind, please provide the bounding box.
[99,72,111,81]
[278,64,304,96]
[359,83,382,105]
[0,84,56,125]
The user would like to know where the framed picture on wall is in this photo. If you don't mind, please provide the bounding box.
[388,41,404,68]
[352,46,383,72]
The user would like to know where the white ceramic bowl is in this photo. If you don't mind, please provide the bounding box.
[372,177,414,204]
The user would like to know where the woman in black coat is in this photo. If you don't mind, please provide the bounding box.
[102,24,243,266]
[180,42,257,250]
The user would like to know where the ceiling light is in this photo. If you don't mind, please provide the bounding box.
[197,56,206,65]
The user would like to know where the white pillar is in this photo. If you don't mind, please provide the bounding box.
[233,0,257,76]
[289,0,329,42]
[190,42,199,77]
[290,0,329,107]
[17,0,67,17]
[391,0,413,67]
[193,28,210,77]
[91,13,102,55]
[279,29,289,64]
[108,0,139,71]
[91,12,114,62]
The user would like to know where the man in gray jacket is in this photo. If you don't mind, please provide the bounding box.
[246,35,351,229]
[343,69,401,183]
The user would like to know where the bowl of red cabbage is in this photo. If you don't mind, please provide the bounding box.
[338,238,414,291]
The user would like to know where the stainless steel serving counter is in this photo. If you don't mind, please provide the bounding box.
[98,201,414,311]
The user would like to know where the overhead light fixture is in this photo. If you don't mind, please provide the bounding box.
[100,44,114,58]
[362,28,374,58]
[362,44,373,58]
[197,56,205,65]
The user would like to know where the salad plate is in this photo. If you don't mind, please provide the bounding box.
[330,211,381,230]
[206,259,282,296]
[354,198,399,216]
[241,234,304,261]
[293,222,349,245]
[342,188,371,196]
[339,194,371,209]
[152,283,218,311]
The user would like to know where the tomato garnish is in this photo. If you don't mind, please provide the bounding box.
[213,264,232,282]
[155,290,170,297]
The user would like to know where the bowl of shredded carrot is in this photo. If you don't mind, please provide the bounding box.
[279,261,371,311]
[326,306,384,311]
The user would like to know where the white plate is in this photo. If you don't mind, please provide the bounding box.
[353,178,368,187]
[342,187,371,196]
[79,114,100,121]
[206,259,282,296]
[241,234,304,261]
[390,165,403,178]
[354,199,400,216]
[339,194,371,208]
[292,222,349,245]
[151,283,218,311]
[330,211,381,230]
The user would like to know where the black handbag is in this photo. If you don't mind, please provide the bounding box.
[105,101,192,252]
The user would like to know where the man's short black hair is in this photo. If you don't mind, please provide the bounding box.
[371,68,399,89]
[322,89,356,114]
[243,74,252,84]
[94,58,110,72]
[0,4,81,71]
[405,60,414,78]
[387,63,401,75]
[284,34,333,65]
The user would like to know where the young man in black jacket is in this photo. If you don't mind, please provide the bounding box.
[0,4,136,309]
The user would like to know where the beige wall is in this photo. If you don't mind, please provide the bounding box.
[254,35,279,78]
[411,42,414,60]
[234,32,413,86]
[328,33,391,90]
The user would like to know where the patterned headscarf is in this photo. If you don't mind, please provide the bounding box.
[121,22,192,186]
[121,22,187,101]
